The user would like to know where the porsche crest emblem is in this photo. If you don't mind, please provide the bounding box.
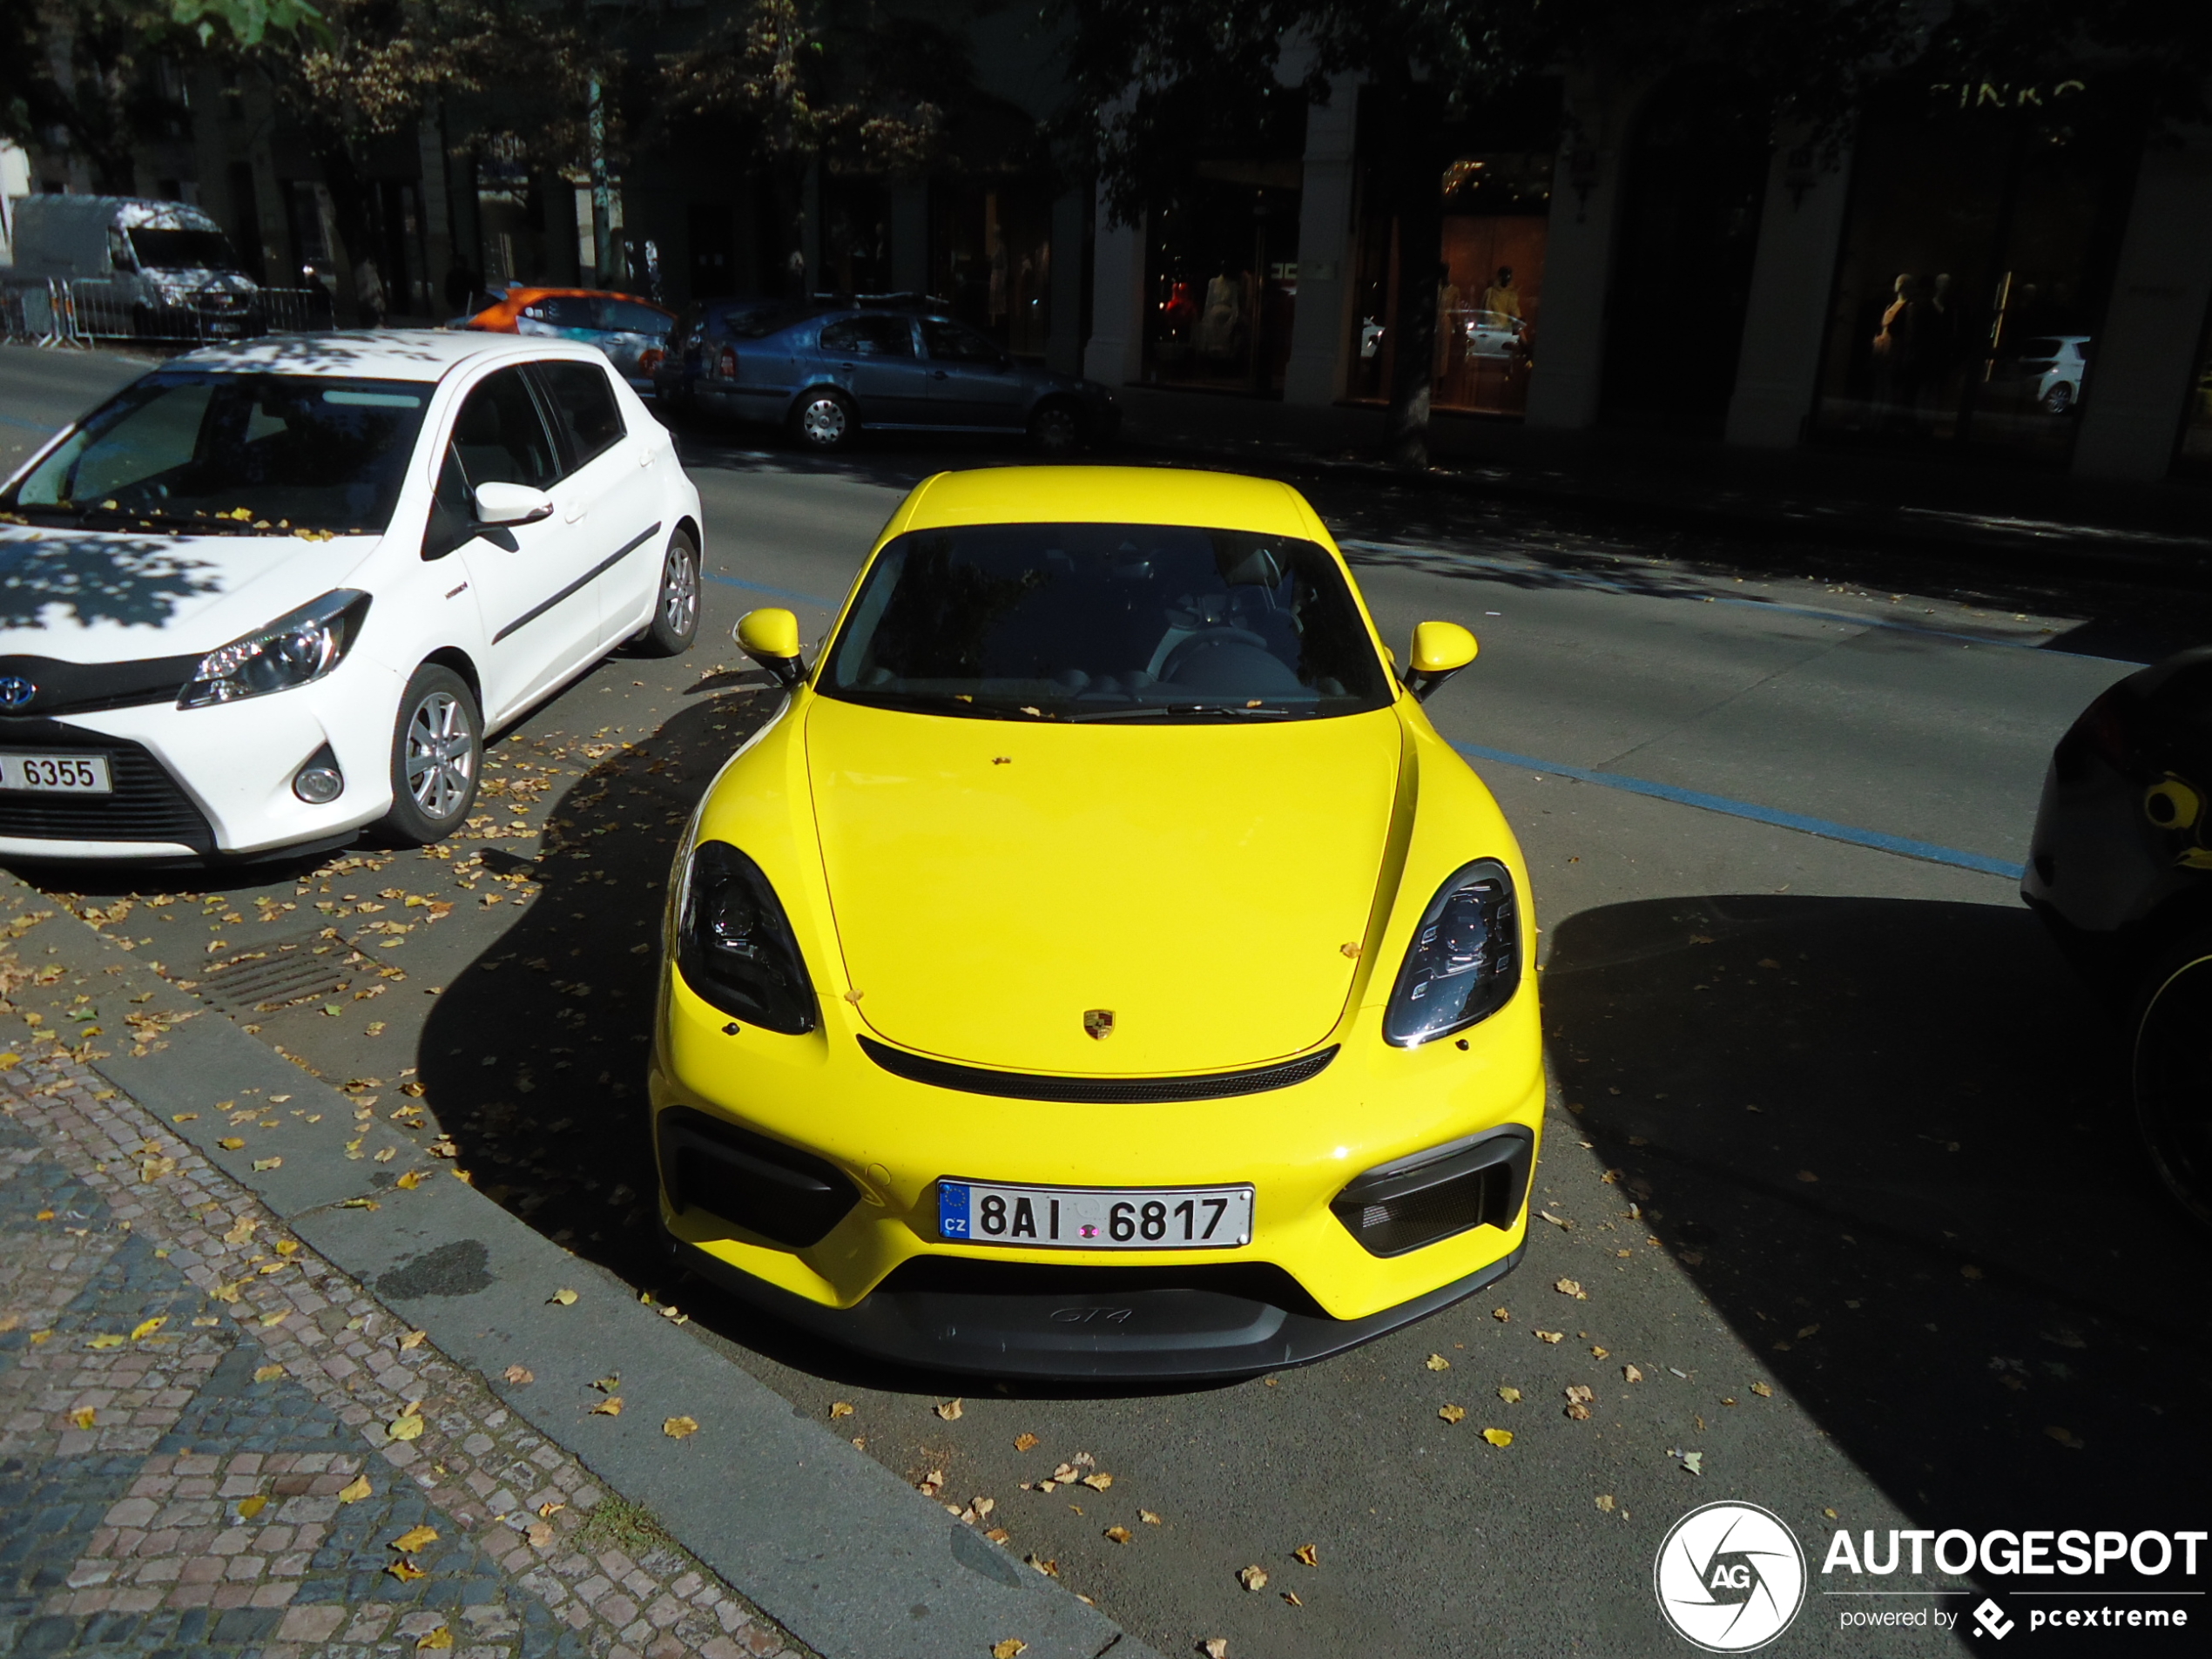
[1082,1008,1116,1041]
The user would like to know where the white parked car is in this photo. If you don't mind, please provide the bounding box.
[0,331,703,861]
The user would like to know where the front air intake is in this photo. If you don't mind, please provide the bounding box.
[1331,1126,1534,1258]
[657,1106,859,1247]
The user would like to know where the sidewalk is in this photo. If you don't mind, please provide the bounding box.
[0,1039,807,1659]
[0,879,1150,1659]
[1111,387,2212,583]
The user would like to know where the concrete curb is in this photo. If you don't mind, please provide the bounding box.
[0,874,1154,1659]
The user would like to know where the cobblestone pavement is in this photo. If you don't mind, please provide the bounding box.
[0,1035,813,1659]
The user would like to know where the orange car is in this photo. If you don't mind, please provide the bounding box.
[464,287,675,394]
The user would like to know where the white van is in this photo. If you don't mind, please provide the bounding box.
[3,195,262,339]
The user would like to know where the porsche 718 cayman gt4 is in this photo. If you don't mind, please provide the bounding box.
[651,467,1541,1377]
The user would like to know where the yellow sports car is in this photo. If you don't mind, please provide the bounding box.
[651,467,1542,1377]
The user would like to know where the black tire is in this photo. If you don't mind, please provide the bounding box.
[378,664,482,846]
[636,529,701,658]
[1029,399,1082,456]
[2129,931,2212,1230]
[790,388,855,450]
[2043,382,2075,416]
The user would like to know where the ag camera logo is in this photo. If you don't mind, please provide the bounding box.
[1656,1501,1807,1651]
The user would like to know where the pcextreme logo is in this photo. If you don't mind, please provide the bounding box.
[1655,1501,1809,1652]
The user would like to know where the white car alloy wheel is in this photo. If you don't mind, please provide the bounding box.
[408,691,475,817]
[380,664,482,846]
[638,529,702,657]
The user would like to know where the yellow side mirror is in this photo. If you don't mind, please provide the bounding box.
[1405,620,1477,701]
[735,607,805,688]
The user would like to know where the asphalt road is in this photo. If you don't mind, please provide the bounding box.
[4,341,2209,1657]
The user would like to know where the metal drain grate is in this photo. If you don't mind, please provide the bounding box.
[193,931,358,1015]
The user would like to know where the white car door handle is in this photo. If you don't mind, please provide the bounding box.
[637,447,655,469]
[563,498,589,524]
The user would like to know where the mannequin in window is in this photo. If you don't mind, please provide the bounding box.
[1480,266,1521,324]
[1871,273,1924,426]
[1199,265,1245,360]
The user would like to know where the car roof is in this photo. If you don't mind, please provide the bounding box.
[160,329,607,381]
[899,467,1321,540]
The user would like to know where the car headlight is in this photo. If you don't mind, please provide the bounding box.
[1383,858,1521,1047]
[178,590,371,709]
[676,840,818,1034]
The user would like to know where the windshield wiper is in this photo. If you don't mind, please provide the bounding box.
[1069,703,1298,722]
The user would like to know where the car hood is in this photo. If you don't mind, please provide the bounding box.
[803,696,1403,1075]
[0,524,377,661]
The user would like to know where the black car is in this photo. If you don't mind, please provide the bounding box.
[2023,646,2212,1224]
[664,300,1119,455]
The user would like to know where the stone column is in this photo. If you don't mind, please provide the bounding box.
[1283,75,1359,406]
[1047,187,1087,374]
[1084,200,1146,385]
[2072,137,2212,480]
[889,182,929,296]
[1522,67,1641,430]
[1724,134,1855,448]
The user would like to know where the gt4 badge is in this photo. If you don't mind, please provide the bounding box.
[1082,1008,1115,1041]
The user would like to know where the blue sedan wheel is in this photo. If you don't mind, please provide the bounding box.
[792,389,854,450]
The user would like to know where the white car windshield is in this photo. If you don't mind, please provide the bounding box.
[1,372,430,536]
[821,523,1393,722]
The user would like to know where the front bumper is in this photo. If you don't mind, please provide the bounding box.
[651,969,1544,1377]
[672,1228,1525,1379]
[0,660,401,861]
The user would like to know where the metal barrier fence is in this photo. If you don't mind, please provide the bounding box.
[0,278,335,347]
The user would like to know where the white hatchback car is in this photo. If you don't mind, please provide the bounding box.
[0,331,702,861]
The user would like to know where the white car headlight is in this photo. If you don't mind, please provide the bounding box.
[179,590,372,709]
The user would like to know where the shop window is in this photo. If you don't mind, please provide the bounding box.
[1811,82,2139,462]
[821,177,892,297]
[932,181,1053,358]
[1349,153,1552,416]
[1144,165,1303,395]
[1601,71,1770,431]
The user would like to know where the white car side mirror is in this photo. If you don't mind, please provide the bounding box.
[473,482,555,527]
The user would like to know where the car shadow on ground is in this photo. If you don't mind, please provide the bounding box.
[1540,892,2212,1531]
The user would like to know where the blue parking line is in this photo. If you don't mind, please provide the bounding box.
[702,571,839,609]
[0,413,57,434]
[1451,739,2027,880]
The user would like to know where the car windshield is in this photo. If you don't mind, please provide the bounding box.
[821,523,1393,722]
[0,371,429,536]
[725,301,818,339]
[127,227,240,273]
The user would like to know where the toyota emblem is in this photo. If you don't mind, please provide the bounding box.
[0,678,36,711]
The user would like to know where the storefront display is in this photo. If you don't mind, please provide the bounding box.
[932,180,1053,359]
[1348,152,1552,417]
[2175,307,2212,479]
[1811,83,2137,462]
[1142,164,1302,395]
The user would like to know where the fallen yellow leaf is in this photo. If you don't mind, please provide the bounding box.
[386,1559,425,1582]
[1535,1329,1564,1344]
[338,1474,373,1503]
[400,1329,427,1351]
[1481,1427,1514,1447]
[386,1413,425,1442]
[217,1137,245,1150]
[1103,1525,1133,1544]
[549,1288,577,1306]
[934,1397,963,1421]
[1439,1403,1467,1424]
[1750,1381,1773,1398]
[1141,1510,1162,1525]
[259,1310,287,1327]
[992,1642,1027,1659]
[252,1157,282,1171]
[69,1406,96,1429]
[663,1415,699,1440]
[237,1494,266,1519]
[502,1366,534,1385]
[392,1524,438,1553]
[536,1501,565,1519]
[1596,1494,1617,1514]
[1238,1564,1269,1591]
[1014,1432,1038,1451]
[1624,1364,1645,1383]
[1554,1278,1586,1298]
[1293,1543,1318,1567]
[416,1630,452,1651]
[1497,1386,1522,1404]
[85,1334,125,1350]
[395,1171,423,1190]
[829,1401,854,1420]
[1204,1642,1229,1659]
[526,1521,555,1548]
[254,1364,284,1383]
[130,1316,166,1341]
[1080,1472,1112,1491]
[1425,1353,1451,1372]
[590,1397,623,1416]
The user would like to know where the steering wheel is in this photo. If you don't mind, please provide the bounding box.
[1159,626,1270,683]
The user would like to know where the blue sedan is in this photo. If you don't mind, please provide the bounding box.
[672,303,1120,454]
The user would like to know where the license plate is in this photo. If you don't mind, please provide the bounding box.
[0,753,111,793]
[938,1179,1252,1250]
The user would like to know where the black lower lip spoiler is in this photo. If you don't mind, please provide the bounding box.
[665,1234,1526,1381]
